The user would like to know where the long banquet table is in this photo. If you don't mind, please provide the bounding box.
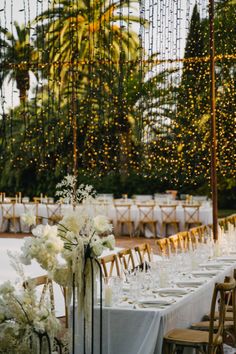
[74,257,236,354]
[0,201,212,236]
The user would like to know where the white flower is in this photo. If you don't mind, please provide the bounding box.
[102,234,115,250]
[91,241,104,257]
[61,210,84,234]
[21,212,36,226]
[93,215,112,234]
[0,281,15,296]
[32,224,44,237]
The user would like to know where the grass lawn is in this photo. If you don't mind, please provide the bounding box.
[218,209,236,218]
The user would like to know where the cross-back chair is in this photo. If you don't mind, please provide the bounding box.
[46,204,63,225]
[118,248,136,273]
[191,272,236,347]
[183,205,202,230]
[100,254,121,278]
[156,238,171,257]
[136,202,157,238]
[163,277,236,354]
[114,203,134,237]
[1,202,21,233]
[159,205,180,237]
[134,243,152,265]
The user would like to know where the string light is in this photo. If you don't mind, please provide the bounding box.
[0,0,235,192]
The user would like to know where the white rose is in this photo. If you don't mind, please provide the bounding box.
[91,241,104,257]
[102,234,115,250]
[93,215,112,234]
[61,210,84,233]
[32,224,45,237]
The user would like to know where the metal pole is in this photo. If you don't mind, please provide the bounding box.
[209,0,218,240]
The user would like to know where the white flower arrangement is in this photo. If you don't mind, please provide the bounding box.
[0,278,61,354]
[19,180,115,352]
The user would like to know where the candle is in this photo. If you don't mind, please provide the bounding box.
[104,285,112,307]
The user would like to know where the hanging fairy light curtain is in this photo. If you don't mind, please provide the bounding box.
[0,0,235,190]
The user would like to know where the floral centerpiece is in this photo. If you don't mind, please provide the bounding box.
[0,277,61,354]
[20,176,115,353]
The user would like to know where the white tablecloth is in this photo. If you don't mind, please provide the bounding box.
[0,202,212,236]
[74,260,236,354]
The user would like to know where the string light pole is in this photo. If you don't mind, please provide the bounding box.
[209,0,218,241]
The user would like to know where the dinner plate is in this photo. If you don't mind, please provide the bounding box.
[175,280,206,288]
[217,256,236,262]
[199,263,225,270]
[138,298,175,305]
[191,270,218,277]
[155,288,190,296]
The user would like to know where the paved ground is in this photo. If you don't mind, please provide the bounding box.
[0,232,159,253]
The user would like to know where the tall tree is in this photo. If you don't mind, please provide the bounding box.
[0,22,36,104]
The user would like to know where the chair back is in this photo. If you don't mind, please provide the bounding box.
[46,204,62,224]
[118,248,136,272]
[134,243,152,265]
[1,202,16,218]
[159,205,177,223]
[183,205,200,224]
[168,234,180,253]
[156,238,171,256]
[208,277,236,348]
[23,275,55,314]
[100,254,121,278]
[136,203,155,223]
[114,203,132,222]
[178,231,191,251]
[23,202,39,215]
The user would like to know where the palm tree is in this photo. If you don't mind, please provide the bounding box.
[36,0,142,86]
[0,22,36,104]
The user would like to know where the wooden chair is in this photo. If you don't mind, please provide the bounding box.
[114,203,134,237]
[1,202,21,233]
[46,204,62,225]
[23,202,43,226]
[159,205,180,237]
[134,243,152,265]
[23,275,55,313]
[136,202,157,238]
[100,254,121,278]
[155,238,171,257]
[118,248,136,272]
[23,275,68,329]
[191,273,236,347]
[168,234,181,253]
[178,231,192,251]
[163,278,236,354]
[182,205,202,230]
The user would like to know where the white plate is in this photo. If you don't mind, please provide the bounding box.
[175,280,206,288]
[155,288,190,296]
[139,298,175,305]
[191,270,218,277]
[199,263,225,269]
[217,257,236,262]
